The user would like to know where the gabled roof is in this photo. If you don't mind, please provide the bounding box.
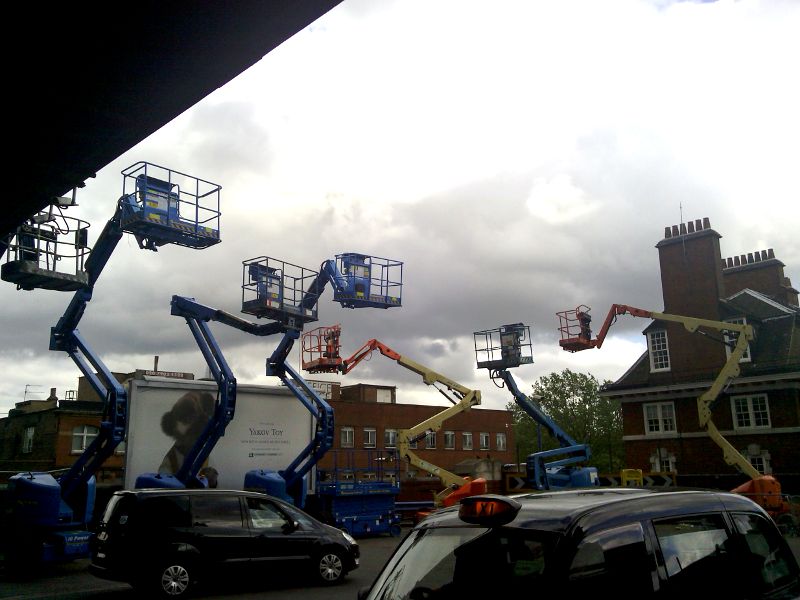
[602,288,800,393]
[722,288,798,321]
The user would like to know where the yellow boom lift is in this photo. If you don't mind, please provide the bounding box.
[557,304,790,519]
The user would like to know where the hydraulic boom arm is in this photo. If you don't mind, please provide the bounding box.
[339,339,483,505]
[49,209,128,501]
[558,304,758,479]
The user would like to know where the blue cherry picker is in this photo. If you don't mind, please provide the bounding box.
[136,254,403,509]
[473,323,598,490]
[3,162,221,564]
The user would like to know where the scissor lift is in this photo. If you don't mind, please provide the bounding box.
[315,449,402,537]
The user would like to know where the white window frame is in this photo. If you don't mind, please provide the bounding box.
[443,431,455,449]
[643,402,676,434]
[22,426,34,454]
[363,427,377,448]
[425,430,436,449]
[340,426,354,448]
[384,428,397,449]
[647,329,670,372]
[731,394,771,430]
[479,432,490,450]
[462,431,473,450]
[724,317,752,363]
[71,424,99,453]
[496,432,507,451]
[742,443,772,475]
[650,447,676,472]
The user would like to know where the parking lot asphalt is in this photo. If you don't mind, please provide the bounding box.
[0,527,411,600]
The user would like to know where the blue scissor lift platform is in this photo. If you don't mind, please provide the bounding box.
[315,449,402,537]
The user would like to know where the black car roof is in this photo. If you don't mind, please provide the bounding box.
[420,488,768,535]
[114,488,269,499]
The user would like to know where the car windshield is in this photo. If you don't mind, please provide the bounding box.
[365,526,555,600]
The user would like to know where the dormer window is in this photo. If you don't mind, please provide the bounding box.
[724,317,752,363]
[647,330,670,372]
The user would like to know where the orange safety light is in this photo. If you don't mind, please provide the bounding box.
[458,494,521,526]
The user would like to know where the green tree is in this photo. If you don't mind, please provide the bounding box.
[505,368,624,473]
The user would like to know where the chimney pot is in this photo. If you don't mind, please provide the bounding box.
[761,250,769,260]
[768,248,775,259]
[702,217,711,229]
[695,218,703,231]
[747,252,754,264]
[734,256,741,266]
[754,251,762,262]
[687,221,695,233]
[665,226,672,238]
[672,225,680,237]
[679,223,687,235]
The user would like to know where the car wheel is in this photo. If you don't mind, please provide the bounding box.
[315,548,345,584]
[155,559,196,597]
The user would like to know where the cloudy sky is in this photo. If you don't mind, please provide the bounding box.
[2,0,798,418]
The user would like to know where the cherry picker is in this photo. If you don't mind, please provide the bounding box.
[137,254,403,509]
[3,162,221,564]
[557,303,790,520]
[303,328,487,527]
[474,323,599,490]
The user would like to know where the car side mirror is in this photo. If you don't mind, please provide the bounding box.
[282,520,299,534]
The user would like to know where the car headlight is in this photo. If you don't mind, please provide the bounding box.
[341,530,357,545]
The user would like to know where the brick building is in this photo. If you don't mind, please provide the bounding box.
[1,375,515,504]
[0,387,125,488]
[600,217,800,494]
[311,381,515,501]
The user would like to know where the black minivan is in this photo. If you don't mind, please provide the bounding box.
[89,488,359,597]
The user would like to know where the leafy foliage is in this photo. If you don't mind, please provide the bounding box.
[504,368,624,472]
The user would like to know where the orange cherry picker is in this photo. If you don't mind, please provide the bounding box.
[302,326,487,524]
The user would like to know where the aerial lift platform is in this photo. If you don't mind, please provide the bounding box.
[4,162,221,564]
[474,323,598,490]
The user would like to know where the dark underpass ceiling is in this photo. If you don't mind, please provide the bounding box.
[5,0,344,243]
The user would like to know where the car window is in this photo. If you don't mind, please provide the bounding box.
[654,513,735,593]
[279,501,318,529]
[137,495,191,528]
[364,527,553,600]
[568,522,653,595]
[246,497,290,530]
[730,512,800,595]
[191,495,244,528]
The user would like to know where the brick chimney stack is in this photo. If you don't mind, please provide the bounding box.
[656,217,725,319]
[722,249,799,307]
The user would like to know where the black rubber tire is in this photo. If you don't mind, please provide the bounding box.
[315,548,345,585]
